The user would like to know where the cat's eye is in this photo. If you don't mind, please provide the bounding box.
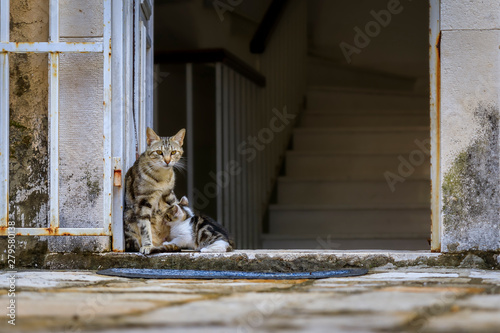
[156,150,163,155]
[171,151,177,155]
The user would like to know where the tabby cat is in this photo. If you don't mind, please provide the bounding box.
[162,196,234,252]
[124,127,185,254]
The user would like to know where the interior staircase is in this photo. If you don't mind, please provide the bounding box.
[262,86,431,250]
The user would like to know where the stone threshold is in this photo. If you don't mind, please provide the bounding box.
[8,250,500,271]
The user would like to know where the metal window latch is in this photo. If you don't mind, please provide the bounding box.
[113,157,122,187]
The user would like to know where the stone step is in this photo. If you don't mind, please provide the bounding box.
[299,112,429,128]
[293,127,430,154]
[307,87,429,112]
[286,152,430,180]
[261,234,430,250]
[277,178,430,205]
[268,204,430,236]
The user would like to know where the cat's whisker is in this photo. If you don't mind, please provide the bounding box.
[174,161,187,171]
[172,158,187,174]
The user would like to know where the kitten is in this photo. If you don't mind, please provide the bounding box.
[162,196,234,253]
[124,127,185,254]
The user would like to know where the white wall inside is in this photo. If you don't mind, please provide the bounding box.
[308,0,429,80]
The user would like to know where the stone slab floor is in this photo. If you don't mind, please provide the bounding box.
[1,267,500,333]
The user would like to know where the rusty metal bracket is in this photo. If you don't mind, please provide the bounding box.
[113,157,122,187]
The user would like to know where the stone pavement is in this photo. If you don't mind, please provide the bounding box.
[1,266,500,332]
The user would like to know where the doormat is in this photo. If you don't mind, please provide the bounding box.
[96,268,369,280]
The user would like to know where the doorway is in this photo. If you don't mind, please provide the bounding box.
[152,0,433,250]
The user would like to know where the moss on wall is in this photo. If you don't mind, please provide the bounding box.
[1,0,50,261]
[442,104,500,252]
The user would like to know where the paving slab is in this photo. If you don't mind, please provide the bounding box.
[295,289,464,313]
[455,294,500,310]
[424,309,500,333]
[470,270,500,284]
[0,270,125,290]
[67,278,309,294]
[1,291,203,318]
[261,313,414,332]
[117,292,324,328]
[326,271,461,282]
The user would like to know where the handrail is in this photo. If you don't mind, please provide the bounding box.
[155,48,266,87]
[250,0,289,54]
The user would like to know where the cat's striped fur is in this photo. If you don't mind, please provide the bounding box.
[124,127,185,254]
[162,196,234,252]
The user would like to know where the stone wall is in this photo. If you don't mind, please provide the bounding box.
[440,0,500,252]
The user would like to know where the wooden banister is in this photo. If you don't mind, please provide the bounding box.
[155,48,266,87]
[250,0,289,54]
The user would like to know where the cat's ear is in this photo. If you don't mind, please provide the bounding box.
[179,196,189,206]
[146,127,161,146]
[172,128,186,146]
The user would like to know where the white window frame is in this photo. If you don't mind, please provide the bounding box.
[0,1,114,239]
[134,0,154,154]
[429,0,440,252]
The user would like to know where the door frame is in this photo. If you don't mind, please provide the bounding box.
[429,0,441,252]
[112,0,155,251]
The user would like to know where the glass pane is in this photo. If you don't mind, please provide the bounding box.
[58,53,103,229]
[9,53,49,228]
[60,0,103,38]
[10,0,50,42]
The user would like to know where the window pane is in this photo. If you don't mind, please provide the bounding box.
[60,0,103,38]
[58,53,104,229]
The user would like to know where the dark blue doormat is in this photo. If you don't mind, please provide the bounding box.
[96,268,369,280]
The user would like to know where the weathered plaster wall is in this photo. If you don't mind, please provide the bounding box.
[440,0,500,252]
[4,0,50,261]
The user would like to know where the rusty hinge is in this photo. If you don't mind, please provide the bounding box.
[113,157,122,187]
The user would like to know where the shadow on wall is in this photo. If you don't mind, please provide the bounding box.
[308,0,429,78]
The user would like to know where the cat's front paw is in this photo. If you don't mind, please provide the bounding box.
[162,242,181,252]
[139,245,154,255]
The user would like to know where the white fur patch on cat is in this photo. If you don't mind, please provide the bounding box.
[163,217,194,249]
[200,239,231,253]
